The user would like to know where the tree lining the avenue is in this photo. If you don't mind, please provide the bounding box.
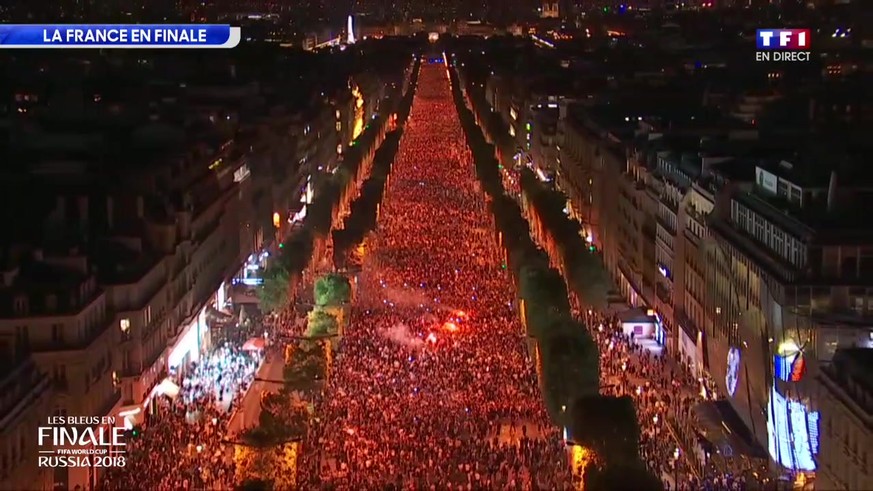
[332,128,404,269]
[258,59,420,315]
[519,168,611,311]
[449,55,662,491]
[237,58,420,490]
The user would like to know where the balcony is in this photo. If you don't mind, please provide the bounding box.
[656,282,673,306]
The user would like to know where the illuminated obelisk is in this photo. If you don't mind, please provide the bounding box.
[347,15,356,44]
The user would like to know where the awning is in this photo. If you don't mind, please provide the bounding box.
[242,337,266,351]
[206,306,233,321]
[617,307,656,324]
[693,401,768,459]
[156,378,181,399]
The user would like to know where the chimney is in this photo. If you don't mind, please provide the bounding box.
[827,170,838,212]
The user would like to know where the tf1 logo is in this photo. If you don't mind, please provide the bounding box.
[756,29,811,50]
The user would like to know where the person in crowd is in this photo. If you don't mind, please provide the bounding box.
[295,69,574,490]
[102,322,264,490]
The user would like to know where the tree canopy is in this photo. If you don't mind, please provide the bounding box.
[520,168,611,309]
[451,60,663,491]
[449,64,602,429]
[568,395,641,463]
[314,273,352,307]
[306,309,339,337]
[236,479,274,491]
[539,325,601,423]
[584,461,664,491]
[257,268,291,313]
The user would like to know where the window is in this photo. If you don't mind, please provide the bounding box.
[13,295,27,314]
[796,287,811,310]
[777,180,789,198]
[841,255,857,278]
[14,326,28,348]
[790,186,802,204]
[810,287,831,313]
[774,232,784,259]
[51,324,64,343]
[52,365,67,390]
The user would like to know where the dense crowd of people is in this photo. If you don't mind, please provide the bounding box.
[582,307,755,491]
[297,63,574,490]
[102,314,264,490]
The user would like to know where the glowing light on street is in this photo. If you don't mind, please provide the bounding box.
[442,322,459,332]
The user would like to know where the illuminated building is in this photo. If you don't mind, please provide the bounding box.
[705,156,873,475]
[816,348,873,491]
[540,0,559,17]
[544,93,873,477]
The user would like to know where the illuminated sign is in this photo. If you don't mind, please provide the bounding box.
[726,348,740,397]
[767,387,819,471]
[658,264,671,279]
[774,340,806,382]
[755,167,778,193]
[233,164,250,182]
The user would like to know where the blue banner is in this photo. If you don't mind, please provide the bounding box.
[0,24,240,49]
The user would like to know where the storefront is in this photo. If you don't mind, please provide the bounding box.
[678,324,704,378]
[168,308,208,372]
[618,308,658,339]
[117,377,181,429]
[652,311,667,346]
[237,252,269,286]
[217,280,229,311]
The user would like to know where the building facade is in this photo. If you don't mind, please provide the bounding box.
[815,348,873,491]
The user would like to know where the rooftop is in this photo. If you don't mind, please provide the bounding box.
[0,257,95,318]
[93,239,162,285]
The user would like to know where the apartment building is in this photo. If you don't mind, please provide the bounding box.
[556,98,873,477]
[0,350,55,490]
[0,248,122,490]
[484,67,573,177]
[559,106,661,333]
[0,93,322,491]
[678,182,716,378]
[815,348,873,491]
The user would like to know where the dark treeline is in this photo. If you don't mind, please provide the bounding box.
[448,53,661,491]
